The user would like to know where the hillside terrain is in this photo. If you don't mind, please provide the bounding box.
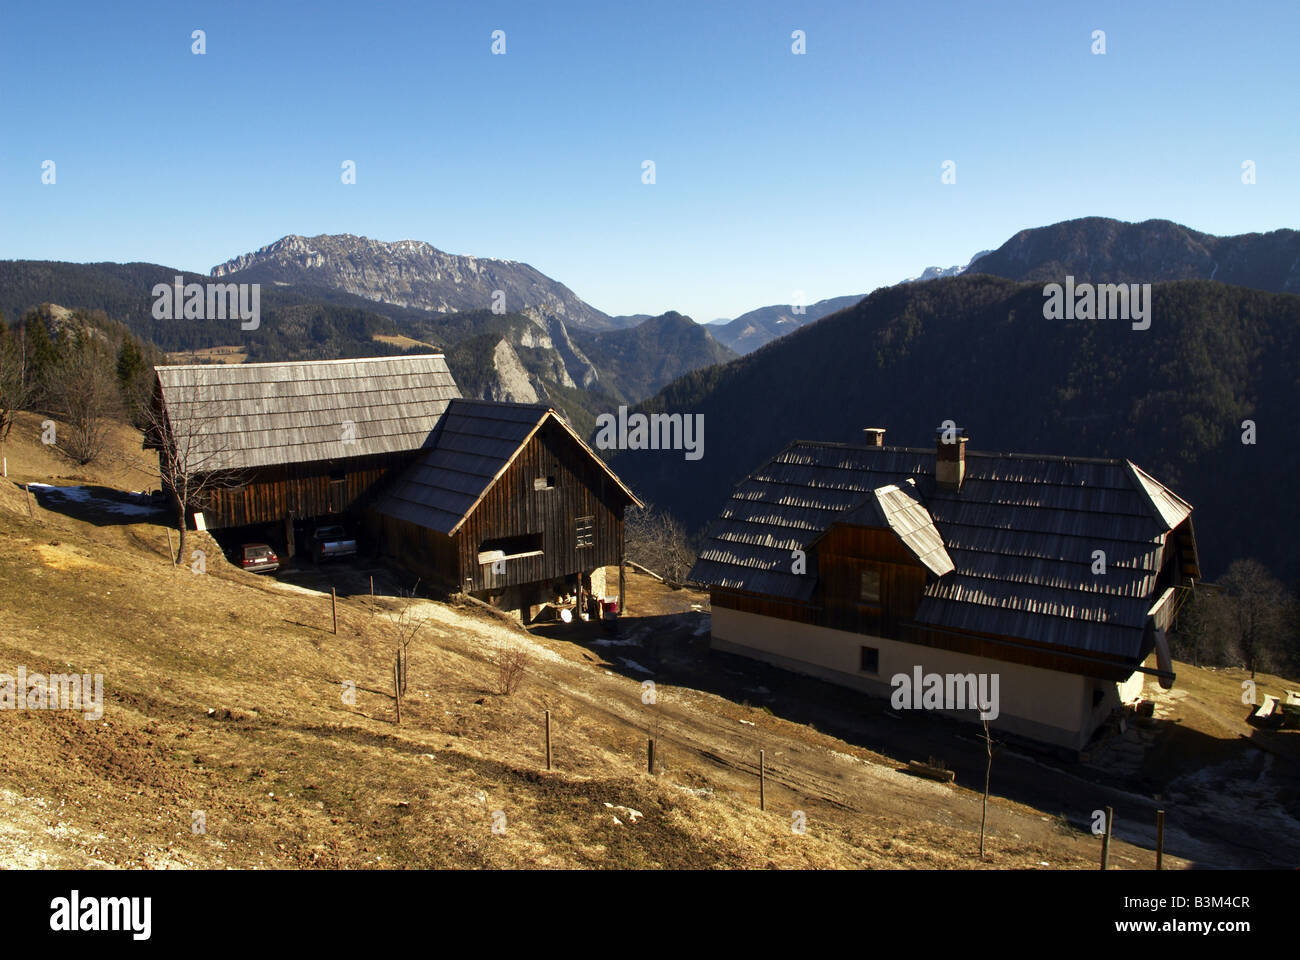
[613,274,1300,584]
[4,413,1294,869]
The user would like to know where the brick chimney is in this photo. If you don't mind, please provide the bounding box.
[936,427,968,490]
[863,427,886,447]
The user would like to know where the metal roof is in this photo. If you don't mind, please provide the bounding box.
[689,439,1195,661]
[375,399,641,535]
[154,355,461,471]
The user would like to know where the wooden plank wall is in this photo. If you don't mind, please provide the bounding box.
[455,424,626,593]
[815,525,927,636]
[190,451,416,528]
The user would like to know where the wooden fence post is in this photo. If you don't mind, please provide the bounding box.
[759,749,766,811]
[393,654,401,725]
[25,484,34,519]
[647,738,655,775]
[1100,806,1113,870]
[1155,810,1164,870]
[545,710,552,771]
[331,587,338,635]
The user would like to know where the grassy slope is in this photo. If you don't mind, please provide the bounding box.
[2,411,1287,869]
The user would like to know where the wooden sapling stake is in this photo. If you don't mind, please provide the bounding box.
[1156,810,1164,870]
[1100,806,1113,870]
[759,749,766,811]
[545,710,552,771]
[331,587,338,635]
[647,738,655,774]
[393,654,401,725]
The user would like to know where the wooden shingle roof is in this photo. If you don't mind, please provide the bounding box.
[154,355,461,471]
[689,440,1196,661]
[375,399,641,535]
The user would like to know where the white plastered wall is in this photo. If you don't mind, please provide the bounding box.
[711,606,1124,751]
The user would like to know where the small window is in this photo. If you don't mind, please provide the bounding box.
[860,646,879,674]
[534,476,555,491]
[860,569,881,604]
[576,515,594,548]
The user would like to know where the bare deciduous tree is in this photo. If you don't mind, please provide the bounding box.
[45,337,120,465]
[1219,559,1288,677]
[493,647,530,696]
[625,502,695,583]
[386,588,430,704]
[0,322,33,445]
[138,385,244,564]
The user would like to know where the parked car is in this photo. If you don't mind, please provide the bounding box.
[310,524,357,563]
[236,542,280,574]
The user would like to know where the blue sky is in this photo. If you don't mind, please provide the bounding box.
[2,0,1296,322]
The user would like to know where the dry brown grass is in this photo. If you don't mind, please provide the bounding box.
[0,414,1226,870]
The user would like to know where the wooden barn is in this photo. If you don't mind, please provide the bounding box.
[148,355,461,555]
[688,427,1201,753]
[148,355,642,614]
[370,399,642,614]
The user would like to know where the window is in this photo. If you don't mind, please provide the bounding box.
[477,533,544,565]
[860,646,879,674]
[576,515,594,548]
[859,569,881,604]
[534,476,555,491]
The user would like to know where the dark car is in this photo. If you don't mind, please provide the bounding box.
[237,542,280,574]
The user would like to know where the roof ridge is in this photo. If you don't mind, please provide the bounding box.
[155,353,446,371]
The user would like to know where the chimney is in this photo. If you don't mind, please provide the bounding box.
[863,427,886,447]
[936,427,968,490]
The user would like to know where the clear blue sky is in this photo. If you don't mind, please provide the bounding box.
[2,0,1295,322]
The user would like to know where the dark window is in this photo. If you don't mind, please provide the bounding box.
[534,476,555,491]
[860,569,881,603]
[576,515,594,548]
[477,533,544,565]
[860,646,879,674]
[1092,688,1105,708]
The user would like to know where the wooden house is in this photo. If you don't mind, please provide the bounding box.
[370,399,642,614]
[149,355,461,553]
[688,427,1200,752]
[149,357,641,614]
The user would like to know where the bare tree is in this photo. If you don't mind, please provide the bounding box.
[0,322,33,445]
[45,337,120,465]
[493,647,530,696]
[1219,559,1288,678]
[385,588,430,704]
[138,384,245,564]
[625,502,695,583]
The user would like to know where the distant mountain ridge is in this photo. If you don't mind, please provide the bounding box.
[575,312,737,404]
[966,217,1300,291]
[212,233,616,330]
[612,274,1300,585]
[900,251,993,284]
[709,295,866,355]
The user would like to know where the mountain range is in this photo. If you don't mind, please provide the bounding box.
[6,215,1300,583]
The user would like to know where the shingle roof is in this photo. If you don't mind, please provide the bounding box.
[375,399,641,535]
[689,440,1194,661]
[154,355,461,471]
